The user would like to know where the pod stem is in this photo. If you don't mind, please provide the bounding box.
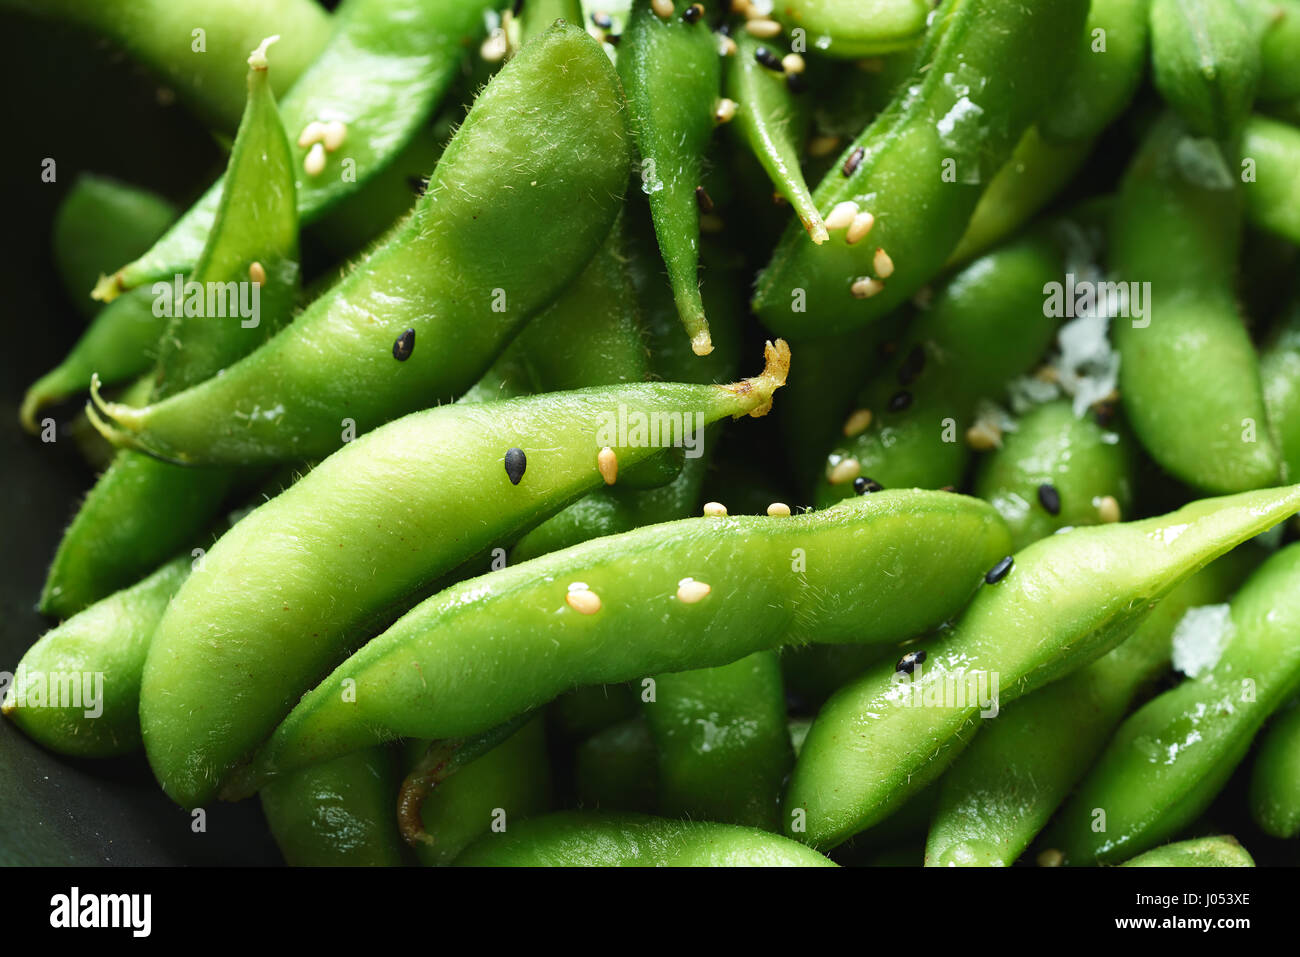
[724,338,791,417]
[396,740,461,848]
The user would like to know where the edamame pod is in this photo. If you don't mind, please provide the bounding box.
[2,555,190,757]
[924,545,1262,866]
[51,176,176,316]
[787,484,1300,849]
[1255,0,1300,101]
[41,38,300,619]
[574,716,659,813]
[4,0,332,133]
[1121,835,1255,866]
[753,0,1089,337]
[726,30,827,245]
[642,651,793,830]
[975,400,1136,551]
[769,1,930,57]
[1249,701,1300,838]
[1149,0,1261,141]
[1049,541,1300,864]
[1261,293,1300,483]
[142,348,790,809]
[260,746,407,867]
[1112,113,1281,493]
[408,716,552,867]
[234,489,1011,789]
[815,232,1063,506]
[618,0,721,356]
[90,24,632,466]
[94,0,494,301]
[1241,114,1300,244]
[454,811,836,866]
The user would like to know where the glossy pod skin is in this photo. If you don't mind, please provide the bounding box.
[96,0,493,300]
[4,0,331,133]
[1049,541,1300,864]
[454,811,835,866]
[618,0,720,356]
[1249,702,1300,838]
[924,545,1261,867]
[2,556,190,757]
[642,651,793,830]
[51,176,176,316]
[41,40,300,618]
[574,716,659,813]
[1241,114,1300,244]
[726,30,827,245]
[815,232,1063,506]
[141,353,790,808]
[1255,0,1300,101]
[1148,0,1261,141]
[236,489,1012,789]
[260,746,407,867]
[786,484,1300,850]
[1121,835,1255,866]
[753,0,1089,338]
[1112,113,1281,493]
[770,1,930,57]
[90,24,632,466]
[1261,294,1300,483]
[410,716,552,867]
[975,400,1137,551]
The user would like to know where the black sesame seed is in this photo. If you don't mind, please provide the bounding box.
[787,72,806,94]
[897,344,926,386]
[896,650,926,674]
[407,175,428,196]
[605,33,621,45]
[843,145,866,177]
[985,555,1014,585]
[1093,401,1116,428]
[512,0,524,16]
[718,22,732,36]
[695,185,715,214]
[682,3,704,24]
[591,10,613,29]
[853,476,883,495]
[504,447,527,486]
[754,46,784,71]
[392,328,415,361]
[886,390,912,412]
[1038,483,1061,516]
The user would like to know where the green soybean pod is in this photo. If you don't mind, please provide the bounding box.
[618,0,720,356]
[770,1,930,57]
[1241,114,1300,244]
[454,811,836,866]
[726,30,827,245]
[1249,701,1300,838]
[260,746,407,867]
[1112,113,1281,493]
[51,176,176,316]
[814,231,1063,507]
[39,38,300,619]
[141,348,790,809]
[96,0,495,301]
[975,400,1137,551]
[1149,0,1262,141]
[90,25,632,466]
[1261,294,1300,483]
[574,716,659,813]
[410,716,553,867]
[786,484,1300,850]
[1255,0,1300,101]
[642,651,793,830]
[237,489,1011,789]
[3,0,332,133]
[752,0,1089,338]
[923,545,1262,867]
[1121,835,1255,866]
[1049,541,1300,864]
[2,555,190,757]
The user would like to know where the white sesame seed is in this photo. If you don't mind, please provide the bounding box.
[745,18,783,38]
[850,277,884,299]
[296,121,326,149]
[781,53,806,75]
[719,35,738,56]
[303,142,327,176]
[565,583,601,615]
[321,120,347,152]
[481,27,508,62]
[808,135,842,158]
[714,98,738,124]
[703,501,728,517]
[965,421,1002,451]
[843,408,873,437]
[676,578,712,603]
[248,261,266,286]
[767,502,792,517]
[827,457,861,485]
[652,0,674,18]
[846,211,875,245]
[598,446,618,485]
[873,247,895,278]
[824,201,860,231]
[1095,495,1121,524]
